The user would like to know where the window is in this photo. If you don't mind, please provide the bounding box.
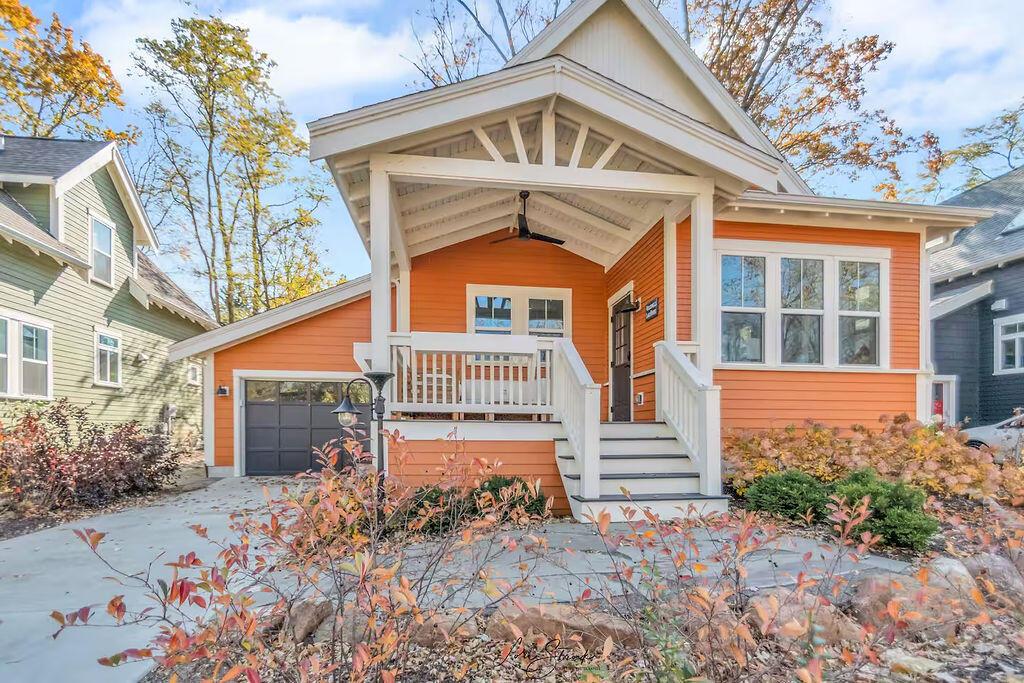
[94,328,122,388]
[0,312,53,399]
[186,362,202,387]
[90,215,115,286]
[994,314,1024,375]
[466,285,571,338]
[716,243,889,369]
[931,375,957,424]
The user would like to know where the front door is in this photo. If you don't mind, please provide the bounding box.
[610,295,634,422]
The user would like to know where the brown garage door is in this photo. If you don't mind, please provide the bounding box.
[243,380,371,475]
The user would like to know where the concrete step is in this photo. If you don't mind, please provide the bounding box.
[571,493,731,522]
[563,471,700,496]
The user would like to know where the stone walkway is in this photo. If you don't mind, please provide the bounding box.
[0,479,909,683]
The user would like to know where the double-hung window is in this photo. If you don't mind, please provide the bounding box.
[0,311,53,399]
[717,242,889,369]
[90,214,115,287]
[94,328,122,388]
[994,314,1024,375]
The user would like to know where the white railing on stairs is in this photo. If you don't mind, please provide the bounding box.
[552,339,601,499]
[654,341,722,496]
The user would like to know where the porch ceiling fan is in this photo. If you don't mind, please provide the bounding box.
[491,190,566,246]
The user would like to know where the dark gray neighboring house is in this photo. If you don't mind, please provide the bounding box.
[931,166,1024,426]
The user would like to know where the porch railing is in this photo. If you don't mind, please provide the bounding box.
[552,339,601,499]
[388,332,555,415]
[654,340,722,496]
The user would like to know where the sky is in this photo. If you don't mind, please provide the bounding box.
[25,0,1024,307]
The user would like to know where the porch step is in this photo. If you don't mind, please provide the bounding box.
[557,453,693,474]
[598,421,674,439]
[563,471,700,496]
[570,492,731,521]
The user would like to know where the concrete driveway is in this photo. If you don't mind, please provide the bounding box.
[0,478,280,683]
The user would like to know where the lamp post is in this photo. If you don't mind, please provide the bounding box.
[331,371,394,482]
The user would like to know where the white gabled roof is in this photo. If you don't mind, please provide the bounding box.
[168,275,371,361]
[505,0,812,195]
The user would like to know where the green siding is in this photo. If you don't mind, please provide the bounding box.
[4,184,50,230]
[0,168,206,441]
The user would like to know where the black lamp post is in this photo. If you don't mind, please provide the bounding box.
[332,371,394,481]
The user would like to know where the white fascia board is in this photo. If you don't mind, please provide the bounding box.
[0,173,54,185]
[730,191,994,226]
[53,143,114,195]
[168,275,371,361]
[932,253,1024,284]
[505,0,812,195]
[308,57,782,191]
[0,221,90,273]
[930,280,994,320]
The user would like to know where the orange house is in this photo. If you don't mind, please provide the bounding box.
[170,0,989,522]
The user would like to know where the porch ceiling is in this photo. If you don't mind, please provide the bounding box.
[330,100,735,269]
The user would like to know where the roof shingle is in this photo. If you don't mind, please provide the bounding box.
[0,135,110,179]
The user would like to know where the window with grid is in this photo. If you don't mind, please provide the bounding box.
[21,324,49,397]
[838,261,881,366]
[95,330,121,387]
[995,316,1024,374]
[91,216,115,286]
[720,255,765,363]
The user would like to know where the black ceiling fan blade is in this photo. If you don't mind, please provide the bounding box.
[529,232,566,245]
[517,212,531,238]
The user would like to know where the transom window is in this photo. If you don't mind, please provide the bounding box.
[0,311,53,399]
[994,314,1024,375]
[90,215,115,287]
[466,285,571,338]
[716,242,890,369]
[94,328,122,388]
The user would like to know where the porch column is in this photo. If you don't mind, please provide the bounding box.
[691,189,715,378]
[397,267,411,333]
[663,209,678,344]
[369,169,392,371]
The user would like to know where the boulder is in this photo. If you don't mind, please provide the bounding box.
[290,599,332,643]
[927,557,978,597]
[747,588,863,647]
[485,602,639,650]
[313,603,369,645]
[409,610,480,646]
[847,568,981,641]
[963,552,1024,608]
[883,648,943,676]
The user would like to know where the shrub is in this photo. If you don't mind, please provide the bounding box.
[412,475,549,535]
[743,470,830,521]
[474,474,548,518]
[724,414,1002,497]
[833,468,938,550]
[0,399,184,511]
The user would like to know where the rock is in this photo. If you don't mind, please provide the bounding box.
[485,602,639,650]
[290,599,332,643]
[847,569,980,640]
[963,552,1024,607]
[409,610,480,646]
[313,603,369,645]
[927,557,977,597]
[883,648,943,675]
[747,588,863,647]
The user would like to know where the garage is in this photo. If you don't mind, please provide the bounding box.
[243,379,371,475]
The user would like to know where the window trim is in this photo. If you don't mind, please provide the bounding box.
[89,211,116,288]
[993,312,1024,376]
[714,240,891,371]
[0,308,54,400]
[93,325,123,389]
[465,284,573,338]
[931,374,958,423]
[186,360,202,387]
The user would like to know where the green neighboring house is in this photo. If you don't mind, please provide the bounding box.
[0,135,216,442]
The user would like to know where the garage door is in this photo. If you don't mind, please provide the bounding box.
[243,380,371,475]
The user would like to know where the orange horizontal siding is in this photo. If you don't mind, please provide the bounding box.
[389,439,569,516]
[212,296,373,467]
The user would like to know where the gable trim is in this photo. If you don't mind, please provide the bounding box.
[504,0,812,194]
[930,280,993,320]
[168,275,371,361]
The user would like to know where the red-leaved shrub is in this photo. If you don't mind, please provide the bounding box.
[0,399,184,511]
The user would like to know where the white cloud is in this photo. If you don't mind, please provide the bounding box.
[76,0,418,117]
[829,0,1024,133]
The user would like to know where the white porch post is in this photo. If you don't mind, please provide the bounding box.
[663,209,678,344]
[397,268,411,333]
[690,188,715,377]
[369,169,392,372]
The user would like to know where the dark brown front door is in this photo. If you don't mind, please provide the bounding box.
[610,295,633,422]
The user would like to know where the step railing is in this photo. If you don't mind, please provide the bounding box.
[388,332,555,415]
[654,340,722,496]
[552,339,601,499]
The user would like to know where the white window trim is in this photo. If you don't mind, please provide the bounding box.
[186,360,202,387]
[713,240,891,371]
[465,284,573,338]
[993,312,1024,376]
[0,308,54,400]
[89,211,116,288]
[932,374,958,423]
[93,325,123,388]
